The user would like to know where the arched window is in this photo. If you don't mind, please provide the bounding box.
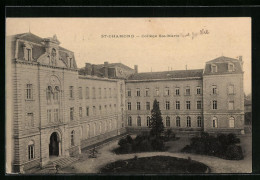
[109,120,112,130]
[28,140,35,160]
[197,116,202,127]
[71,130,75,146]
[99,122,102,134]
[46,86,52,104]
[93,123,96,136]
[137,116,141,126]
[212,117,218,128]
[176,116,180,127]
[147,116,150,127]
[128,116,132,126]
[166,116,170,127]
[187,116,191,127]
[86,124,90,138]
[104,121,107,133]
[229,117,235,128]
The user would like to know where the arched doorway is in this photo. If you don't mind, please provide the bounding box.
[49,132,60,157]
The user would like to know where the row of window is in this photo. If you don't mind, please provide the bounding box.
[127,85,235,97]
[127,100,235,110]
[128,116,236,128]
[69,104,117,121]
[24,84,235,101]
[128,116,203,128]
[127,86,202,97]
[127,101,202,110]
[211,63,235,73]
[75,86,117,100]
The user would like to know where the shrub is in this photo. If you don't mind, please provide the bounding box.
[151,138,165,151]
[121,143,133,153]
[118,138,128,147]
[137,139,153,152]
[126,135,134,144]
[227,133,240,145]
[182,132,243,160]
[225,145,244,160]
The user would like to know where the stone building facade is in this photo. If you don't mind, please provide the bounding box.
[6,32,244,173]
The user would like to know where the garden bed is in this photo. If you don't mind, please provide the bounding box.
[100,156,209,174]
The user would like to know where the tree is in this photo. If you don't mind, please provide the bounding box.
[150,99,164,138]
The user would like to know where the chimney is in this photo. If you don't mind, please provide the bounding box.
[91,64,98,76]
[85,63,92,75]
[238,56,244,71]
[104,61,109,78]
[134,65,138,73]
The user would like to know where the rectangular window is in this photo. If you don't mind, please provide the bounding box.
[27,113,34,127]
[176,101,180,110]
[98,88,101,99]
[212,65,217,72]
[228,85,234,95]
[165,87,170,96]
[92,87,96,99]
[228,101,234,110]
[213,100,218,109]
[166,101,170,110]
[104,88,107,98]
[47,110,52,123]
[127,89,131,97]
[146,102,150,110]
[69,86,74,99]
[28,145,34,160]
[136,88,140,96]
[137,102,141,110]
[93,106,96,115]
[109,88,112,98]
[70,107,74,120]
[79,107,82,117]
[185,87,190,96]
[86,107,89,116]
[228,64,234,72]
[128,102,131,110]
[186,101,191,110]
[54,109,59,122]
[196,87,201,95]
[79,87,82,99]
[175,88,180,95]
[26,84,33,100]
[86,87,89,99]
[212,85,217,94]
[155,88,159,96]
[197,101,202,109]
[145,88,149,96]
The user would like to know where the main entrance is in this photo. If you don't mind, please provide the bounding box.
[49,132,60,157]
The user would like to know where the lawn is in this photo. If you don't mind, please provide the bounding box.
[99,155,209,174]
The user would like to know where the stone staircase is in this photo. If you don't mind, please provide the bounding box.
[32,157,78,174]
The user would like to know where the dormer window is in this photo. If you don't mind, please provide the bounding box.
[228,63,235,72]
[211,64,217,73]
[23,43,33,61]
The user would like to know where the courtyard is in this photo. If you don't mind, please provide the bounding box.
[40,134,253,174]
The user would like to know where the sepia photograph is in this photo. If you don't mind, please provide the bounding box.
[5,17,252,174]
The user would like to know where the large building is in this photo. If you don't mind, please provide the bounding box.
[6,32,245,173]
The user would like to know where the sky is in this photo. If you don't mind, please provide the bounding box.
[6,18,251,94]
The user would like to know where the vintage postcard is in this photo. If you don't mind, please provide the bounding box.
[5,17,251,174]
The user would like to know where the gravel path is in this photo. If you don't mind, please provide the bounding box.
[63,135,252,174]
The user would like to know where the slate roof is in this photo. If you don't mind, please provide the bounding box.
[204,56,243,75]
[127,69,203,80]
[9,32,77,68]
[96,63,134,71]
